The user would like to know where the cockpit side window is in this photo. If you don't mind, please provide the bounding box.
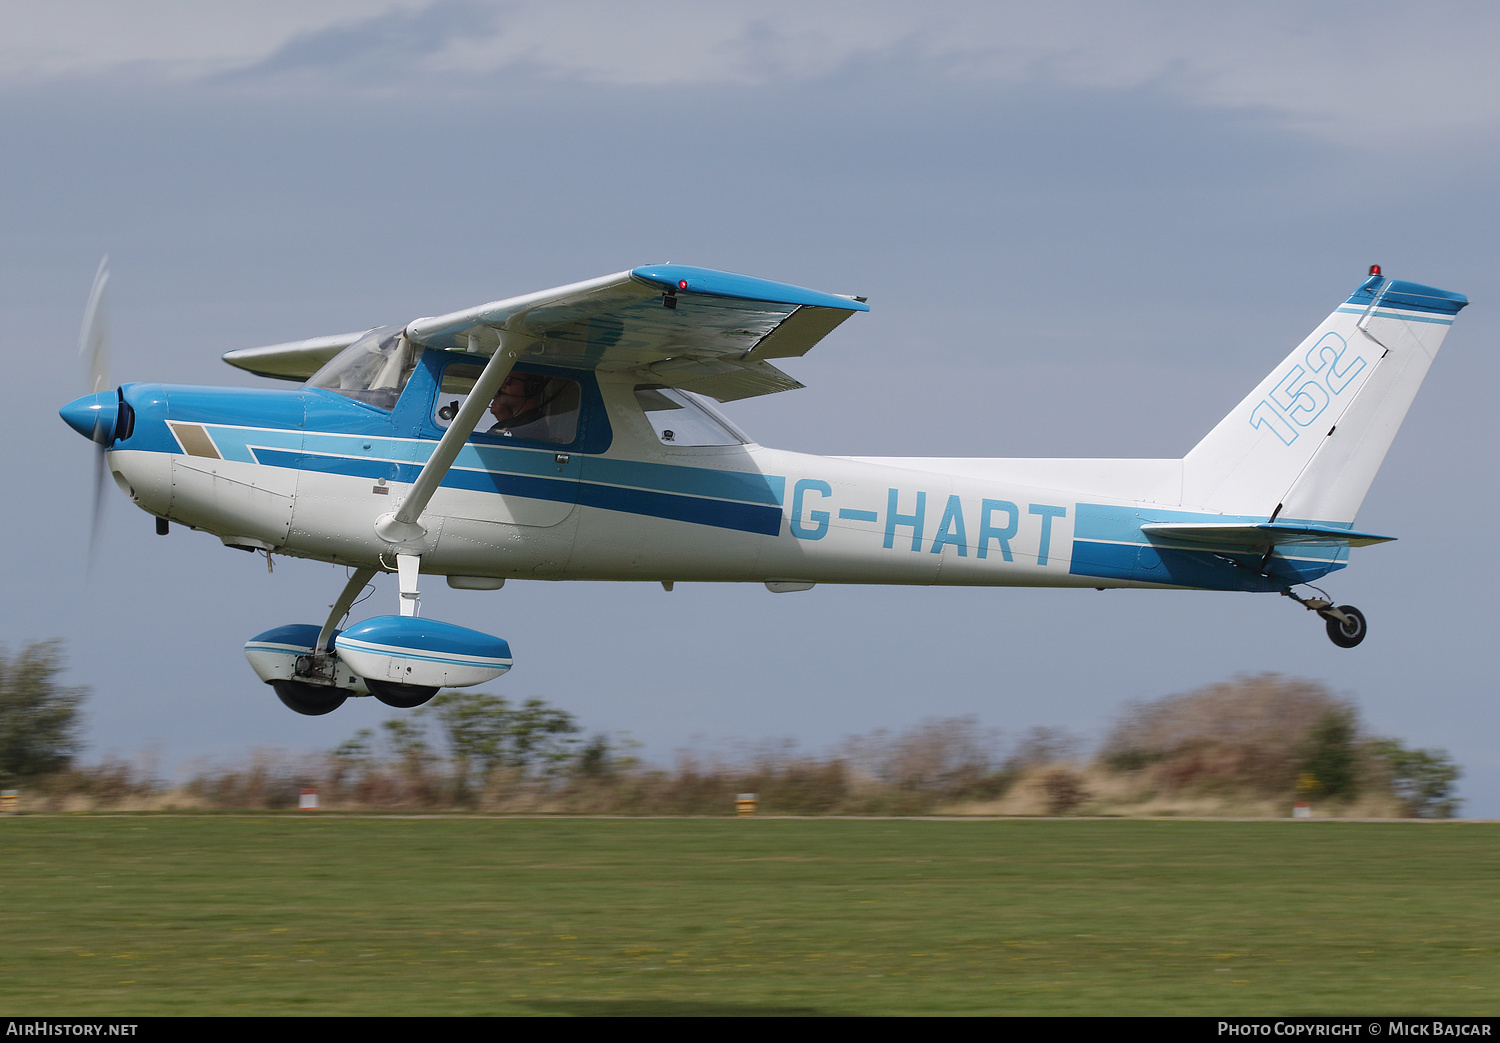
[306,327,419,411]
[633,385,750,446]
[435,362,581,446]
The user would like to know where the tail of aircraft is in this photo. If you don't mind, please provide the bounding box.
[1180,270,1467,523]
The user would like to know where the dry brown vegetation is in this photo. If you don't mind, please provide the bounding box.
[1105,674,1350,786]
[4,674,1461,818]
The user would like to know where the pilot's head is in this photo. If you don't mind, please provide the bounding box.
[490,373,546,425]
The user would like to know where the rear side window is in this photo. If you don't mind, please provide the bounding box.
[634,385,749,446]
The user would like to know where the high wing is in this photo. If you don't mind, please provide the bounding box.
[222,332,368,381]
[406,264,867,402]
[223,265,869,402]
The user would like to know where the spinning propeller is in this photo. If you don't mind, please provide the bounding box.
[81,256,110,397]
[58,258,120,567]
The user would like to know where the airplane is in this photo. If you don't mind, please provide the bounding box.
[59,262,1467,715]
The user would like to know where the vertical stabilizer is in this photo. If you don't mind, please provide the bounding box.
[1181,274,1466,522]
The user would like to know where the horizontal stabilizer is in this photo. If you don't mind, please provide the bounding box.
[1141,522,1396,548]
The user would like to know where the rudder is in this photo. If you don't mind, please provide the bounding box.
[1181,272,1467,523]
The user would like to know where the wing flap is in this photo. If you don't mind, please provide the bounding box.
[1141,522,1395,548]
[647,358,804,401]
[744,305,860,361]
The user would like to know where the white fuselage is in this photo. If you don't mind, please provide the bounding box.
[101,370,1333,596]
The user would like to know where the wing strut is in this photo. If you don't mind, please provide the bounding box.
[371,331,523,613]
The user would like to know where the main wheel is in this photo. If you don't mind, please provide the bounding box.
[1324,605,1367,648]
[365,678,440,708]
[271,679,348,715]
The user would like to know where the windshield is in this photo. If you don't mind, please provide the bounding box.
[307,326,419,410]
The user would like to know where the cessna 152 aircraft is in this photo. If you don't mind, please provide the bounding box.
[59,262,1467,714]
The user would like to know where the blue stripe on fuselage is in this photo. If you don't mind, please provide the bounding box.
[1069,540,1343,591]
[1069,503,1349,590]
[213,426,787,506]
[249,446,784,536]
[582,456,784,506]
[576,481,781,536]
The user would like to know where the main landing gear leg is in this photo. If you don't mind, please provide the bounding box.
[260,566,378,715]
[365,552,441,706]
[1283,589,1368,648]
[396,553,421,617]
[317,566,379,653]
[290,565,378,688]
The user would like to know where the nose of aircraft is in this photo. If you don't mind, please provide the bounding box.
[60,391,119,445]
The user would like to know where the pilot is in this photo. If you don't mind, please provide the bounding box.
[488,373,548,434]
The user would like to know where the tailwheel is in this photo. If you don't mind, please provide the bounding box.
[1282,590,1369,649]
[271,679,348,716]
[365,678,440,708]
[1322,604,1367,649]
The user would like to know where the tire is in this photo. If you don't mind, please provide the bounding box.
[271,679,348,716]
[1325,605,1367,648]
[365,678,440,708]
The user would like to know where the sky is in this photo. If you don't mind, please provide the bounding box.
[4,1,1498,810]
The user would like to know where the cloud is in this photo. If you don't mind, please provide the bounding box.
[6,1,1500,145]
[224,0,502,81]
[0,1,416,78]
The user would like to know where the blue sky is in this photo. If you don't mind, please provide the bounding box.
[5,1,1498,810]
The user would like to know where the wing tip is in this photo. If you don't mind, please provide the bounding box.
[630,265,870,312]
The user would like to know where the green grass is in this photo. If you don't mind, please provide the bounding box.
[0,816,1495,1015]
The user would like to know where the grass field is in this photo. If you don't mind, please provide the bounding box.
[0,816,1495,1016]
